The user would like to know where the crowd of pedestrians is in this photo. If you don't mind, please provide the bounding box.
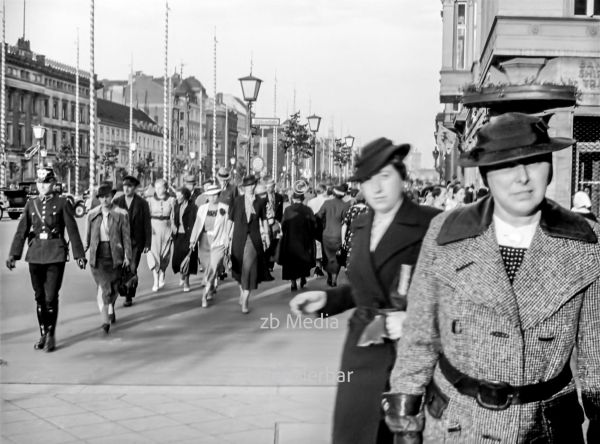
[4,111,600,444]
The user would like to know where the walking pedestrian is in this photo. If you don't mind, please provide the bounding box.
[265,177,284,271]
[86,182,132,335]
[307,183,328,277]
[229,175,272,314]
[6,167,87,352]
[183,173,203,203]
[383,113,599,443]
[172,187,198,292]
[113,175,151,307]
[317,184,351,287]
[278,185,316,292]
[216,167,239,207]
[189,184,232,307]
[147,178,176,292]
[339,192,369,267]
[290,139,440,444]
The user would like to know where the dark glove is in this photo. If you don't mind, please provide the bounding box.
[382,392,424,443]
[6,256,16,270]
[76,258,87,270]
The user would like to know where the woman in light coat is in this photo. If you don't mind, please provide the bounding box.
[86,182,132,334]
[383,113,600,444]
[189,184,232,307]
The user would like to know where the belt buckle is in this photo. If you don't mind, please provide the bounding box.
[476,380,514,411]
[39,233,48,240]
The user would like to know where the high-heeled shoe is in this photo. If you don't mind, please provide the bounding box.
[290,281,298,292]
[300,277,307,288]
[102,323,110,335]
[109,312,116,324]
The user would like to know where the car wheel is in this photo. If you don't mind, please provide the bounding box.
[8,212,21,220]
[74,203,86,218]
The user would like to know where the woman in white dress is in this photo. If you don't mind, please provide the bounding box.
[147,179,176,291]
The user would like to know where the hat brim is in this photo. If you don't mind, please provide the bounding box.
[97,190,116,198]
[217,173,231,180]
[123,177,140,187]
[459,138,574,168]
[204,189,220,196]
[350,143,410,182]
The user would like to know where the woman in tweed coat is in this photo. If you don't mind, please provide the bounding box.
[384,113,600,443]
[291,138,441,444]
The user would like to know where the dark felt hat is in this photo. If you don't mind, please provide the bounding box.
[122,175,140,187]
[241,175,258,187]
[459,112,574,168]
[36,167,56,183]
[349,138,410,182]
[183,173,197,183]
[97,182,116,198]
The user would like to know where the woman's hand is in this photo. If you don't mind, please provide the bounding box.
[290,291,327,316]
[385,311,408,340]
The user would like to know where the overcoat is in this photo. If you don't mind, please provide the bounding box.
[318,198,440,444]
[278,202,317,280]
[172,201,198,274]
[229,195,272,284]
[9,193,85,264]
[86,205,132,269]
[112,193,151,251]
[389,196,600,443]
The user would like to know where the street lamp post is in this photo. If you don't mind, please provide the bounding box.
[282,165,287,189]
[307,114,321,189]
[129,142,137,174]
[238,73,262,173]
[32,125,46,168]
[343,135,354,183]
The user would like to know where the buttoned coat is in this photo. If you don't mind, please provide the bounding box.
[318,198,440,444]
[86,205,132,269]
[112,193,151,250]
[389,196,600,443]
[9,193,85,264]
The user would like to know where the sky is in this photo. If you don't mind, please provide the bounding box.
[5,0,443,169]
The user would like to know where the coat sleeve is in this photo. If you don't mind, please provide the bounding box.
[189,206,203,246]
[142,198,152,249]
[9,200,32,259]
[576,274,600,441]
[318,285,355,317]
[388,215,443,395]
[85,212,92,251]
[63,198,85,260]
[122,212,132,263]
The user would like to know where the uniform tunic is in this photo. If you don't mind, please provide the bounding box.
[147,195,175,272]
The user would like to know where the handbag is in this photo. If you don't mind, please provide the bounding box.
[146,251,158,271]
[118,265,138,297]
[335,244,348,267]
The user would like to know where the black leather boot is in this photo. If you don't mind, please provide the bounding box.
[34,304,47,350]
[44,305,58,352]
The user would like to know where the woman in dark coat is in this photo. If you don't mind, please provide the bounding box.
[279,190,316,291]
[316,185,351,287]
[229,175,273,313]
[291,139,441,444]
[172,187,198,292]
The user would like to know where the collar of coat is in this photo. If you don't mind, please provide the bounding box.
[88,204,125,221]
[437,196,597,246]
[354,196,422,229]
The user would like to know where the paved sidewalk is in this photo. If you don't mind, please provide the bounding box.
[1,384,334,444]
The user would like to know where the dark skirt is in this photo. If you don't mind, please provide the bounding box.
[91,242,121,305]
[172,232,198,275]
[238,235,258,290]
[323,235,343,274]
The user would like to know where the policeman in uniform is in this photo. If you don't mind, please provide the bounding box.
[6,167,87,352]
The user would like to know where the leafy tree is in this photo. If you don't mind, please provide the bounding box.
[53,143,76,186]
[172,157,187,186]
[281,112,312,180]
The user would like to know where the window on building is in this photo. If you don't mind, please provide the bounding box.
[179,127,184,139]
[62,101,68,120]
[52,100,58,119]
[71,134,75,149]
[19,94,25,112]
[575,0,600,14]
[43,99,49,117]
[180,111,185,120]
[79,106,85,123]
[17,124,24,147]
[52,131,58,149]
[71,103,76,122]
[179,145,184,153]
[6,123,12,144]
[454,2,467,69]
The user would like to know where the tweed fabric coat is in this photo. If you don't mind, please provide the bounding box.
[389,196,600,443]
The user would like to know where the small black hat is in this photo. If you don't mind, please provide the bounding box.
[97,182,116,198]
[122,175,140,187]
[459,113,574,167]
[36,167,56,183]
[241,175,258,187]
[349,138,410,182]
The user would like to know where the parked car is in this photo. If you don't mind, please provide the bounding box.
[3,182,38,220]
[0,188,9,219]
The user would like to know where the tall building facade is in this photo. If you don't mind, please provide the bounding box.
[4,38,92,184]
[436,0,600,211]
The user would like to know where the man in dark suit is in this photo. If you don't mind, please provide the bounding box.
[6,167,87,352]
[264,177,284,271]
[113,175,151,306]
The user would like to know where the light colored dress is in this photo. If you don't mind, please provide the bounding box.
[147,194,175,272]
